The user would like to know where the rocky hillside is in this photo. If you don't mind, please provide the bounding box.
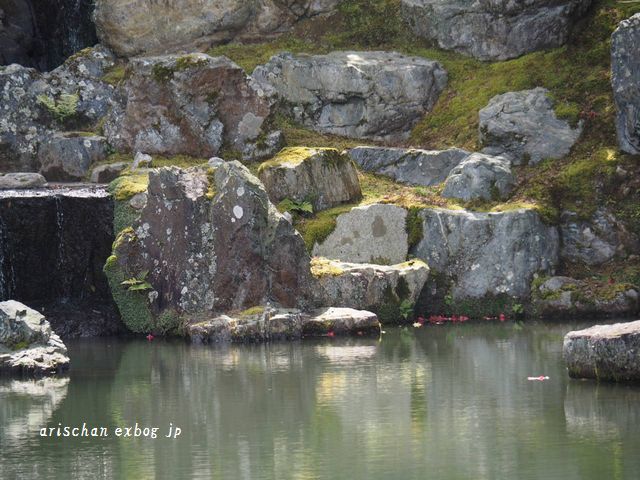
[1,0,639,336]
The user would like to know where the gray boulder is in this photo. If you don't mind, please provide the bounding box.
[0,45,119,172]
[258,147,361,212]
[560,209,637,266]
[38,134,109,181]
[442,152,514,201]
[253,51,447,141]
[412,208,560,300]
[312,203,409,264]
[401,0,592,61]
[612,13,640,154]
[106,162,315,334]
[311,258,429,322]
[104,54,279,161]
[0,173,47,189]
[564,320,640,381]
[90,162,129,183]
[479,88,582,165]
[94,0,340,58]
[188,306,380,343]
[0,300,70,376]
[533,276,639,318]
[348,146,469,187]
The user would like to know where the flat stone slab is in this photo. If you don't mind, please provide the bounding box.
[0,173,47,190]
[564,320,640,382]
[348,146,469,187]
[188,307,380,344]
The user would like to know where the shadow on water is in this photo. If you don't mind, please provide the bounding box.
[1,322,639,479]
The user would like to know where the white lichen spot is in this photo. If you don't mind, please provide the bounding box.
[181,286,188,295]
[236,186,245,197]
[233,205,244,219]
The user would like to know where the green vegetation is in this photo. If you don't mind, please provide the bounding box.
[310,257,345,277]
[102,64,128,85]
[37,93,79,122]
[278,198,314,215]
[238,306,266,317]
[109,173,149,201]
[152,54,209,83]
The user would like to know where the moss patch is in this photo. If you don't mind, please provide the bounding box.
[238,306,266,317]
[109,173,149,201]
[102,64,128,86]
[310,257,346,277]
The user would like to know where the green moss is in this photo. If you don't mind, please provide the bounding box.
[113,200,140,237]
[405,207,424,249]
[11,341,29,351]
[310,257,346,277]
[36,93,79,123]
[157,310,183,335]
[297,203,354,252]
[109,173,149,201]
[206,167,217,200]
[102,65,127,86]
[238,306,266,317]
[103,254,154,334]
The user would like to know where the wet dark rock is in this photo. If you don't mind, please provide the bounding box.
[564,320,640,381]
[90,162,128,183]
[38,133,108,181]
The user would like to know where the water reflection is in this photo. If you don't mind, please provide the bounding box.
[0,322,639,479]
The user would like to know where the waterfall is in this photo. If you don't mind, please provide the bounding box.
[55,196,70,301]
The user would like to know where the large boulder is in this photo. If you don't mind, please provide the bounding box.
[106,162,315,334]
[0,173,47,189]
[38,133,109,181]
[312,203,409,264]
[258,147,361,212]
[0,45,119,172]
[612,13,640,155]
[93,0,339,58]
[412,208,560,300]
[104,54,279,161]
[560,209,637,266]
[188,306,380,344]
[441,152,514,202]
[401,0,592,61]
[479,88,582,165]
[311,257,429,323]
[0,301,69,376]
[348,146,469,187]
[533,276,639,318]
[253,51,447,141]
[564,320,640,381]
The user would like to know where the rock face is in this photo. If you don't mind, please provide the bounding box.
[0,301,69,375]
[401,0,592,61]
[533,276,639,318]
[104,54,279,161]
[0,173,47,189]
[0,185,122,337]
[560,209,637,266]
[441,152,514,201]
[0,45,119,172]
[348,146,469,187]
[479,88,582,165]
[188,307,380,344]
[107,163,315,334]
[93,0,339,57]
[412,208,560,300]
[311,258,429,323]
[258,147,361,212]
[612,13,640,155]
[253,51,447,141]
[0,0,98,71]
[312,204,409,265]
[38,134,108,181]
[564,320,640,381]
[90,162,128,183]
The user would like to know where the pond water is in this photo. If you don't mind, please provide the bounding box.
[1,321,639,479]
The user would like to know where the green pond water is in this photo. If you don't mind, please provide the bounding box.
[1,321,639,480]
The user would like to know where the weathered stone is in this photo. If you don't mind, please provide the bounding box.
[612,13,640,154]
[564,320,640,381]
[0,301,69,376]
[0,173,47,189]
[311,258,429,322]
[348,146,469,187]
[104,54,278,161]
[442,152,514,201]
[188,306,380,344]
[479,88,582,165]
[560,209,637,266]
[107,162,314,334]
[90,162,129,183]
[533,276,639,318]
[132,152,153,170]
[312,203,409,264]
[38,133,108,181]
[412,208,560,300]
[253,51,447,141]
[401,0,593,61]
[0,45,119,172]
[93,0,340,58]
[258,147,361,212]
